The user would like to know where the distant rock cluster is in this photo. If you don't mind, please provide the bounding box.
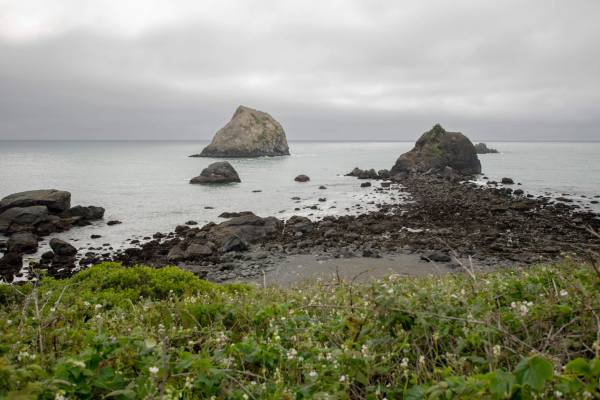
[474,142,499,154]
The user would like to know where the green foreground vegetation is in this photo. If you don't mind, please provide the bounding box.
[1,261,599,399]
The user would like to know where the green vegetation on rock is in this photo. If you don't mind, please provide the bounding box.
[1,261,599,399]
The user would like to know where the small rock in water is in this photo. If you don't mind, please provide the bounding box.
[90,234,102,239]
[501,177,514,184]
[360,182,372,188]
[294,174,310,182]
[107,220,122,226]
[319,185,327,189]
[185,220,198,225]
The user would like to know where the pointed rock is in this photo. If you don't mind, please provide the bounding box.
[192,106,290,157]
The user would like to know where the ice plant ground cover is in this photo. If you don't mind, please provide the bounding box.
[0,261,599,399]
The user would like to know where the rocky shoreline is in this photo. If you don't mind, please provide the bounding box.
[38,174,597,284]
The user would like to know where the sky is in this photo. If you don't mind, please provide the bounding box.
[0,0,599,141]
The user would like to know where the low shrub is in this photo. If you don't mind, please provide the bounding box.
[0,261,598,399]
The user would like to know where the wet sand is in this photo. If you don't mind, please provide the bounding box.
[244,253,456,287]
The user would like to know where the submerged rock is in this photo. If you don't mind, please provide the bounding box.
[192,106,290,158]
[190,161,241,184]
[390,124,481,176]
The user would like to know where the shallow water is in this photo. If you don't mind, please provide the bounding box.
[1,141,599,256]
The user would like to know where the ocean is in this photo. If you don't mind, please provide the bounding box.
[1,141,599,257]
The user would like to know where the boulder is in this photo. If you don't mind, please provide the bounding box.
[208,212,283,245]
[184,242,214,259]
[501,177,515,184]
[390,124,481,176]
[295,175,310,182]
[190,162,241,184]
[193,106,290,157]
[221,235,249,252]
[8,232,39,254]
[0,205,49,233]
[49,238,77,256]
[0,189,71,213]
[286,216,314,234]
[65,205,105,220]
[167,245,185,262]
[474,143,499,154]
[0,252,22,282]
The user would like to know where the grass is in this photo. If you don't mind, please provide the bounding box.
[0,261,599,399]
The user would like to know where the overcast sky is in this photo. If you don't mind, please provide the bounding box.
[1,0,599,141]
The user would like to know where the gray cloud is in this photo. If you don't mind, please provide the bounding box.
[1,0,599,140]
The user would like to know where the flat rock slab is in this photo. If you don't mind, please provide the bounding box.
[0,189,71,213]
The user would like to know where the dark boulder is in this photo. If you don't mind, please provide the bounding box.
[360,182,372,188]
[221,235,249,252]
[286,216,314,234]
[49,238,77,256]
[184,242,214,259]
[0,252,22,282]
[0,189,71,213]
[8,232,39,254]
[390,124,481,176]
[294,175,310,182]
[65,205,105,220]
[208,212,283,245]
[0,205,49,233]
[190,161,241,184]
[501,177,514,184]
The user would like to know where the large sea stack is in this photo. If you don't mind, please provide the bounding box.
[390,124,481,176]
[193,106,290,158]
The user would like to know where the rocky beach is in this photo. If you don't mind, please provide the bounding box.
[2,125,599,286]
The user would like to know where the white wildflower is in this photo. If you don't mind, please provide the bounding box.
[339,375,346,382]
[149,366,159,374]
[492,345,502,357]
[400,358,409,368]
[94,304,102,310]
[419,355,426,365]
[287,348,297,360]
[559,289,568,297]
[309,370,317,377]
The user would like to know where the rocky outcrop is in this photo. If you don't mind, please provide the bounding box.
[0,190,104,236]
[474,143,499,154]
[345,168,390,180]
[190,162,241,184]
[192,106,290,158]
[390,124,481,176]
[0,189,71,213]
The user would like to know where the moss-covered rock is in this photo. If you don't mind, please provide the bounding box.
[390,124,481,176]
